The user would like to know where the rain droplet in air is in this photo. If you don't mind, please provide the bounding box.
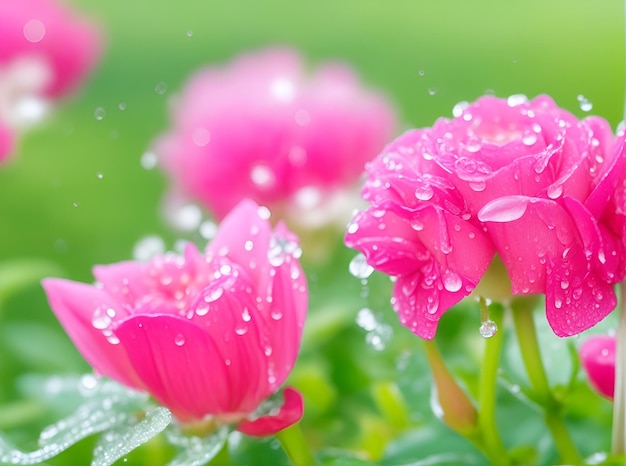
[577,94,593,112]
[94,107,106,120]
[96,172,104,180]
[141,151,158,169]
[479,319,498,338]
[349,253,374,279]
[132,235,165,261]
[155,82,168,95]
[118,102,126,111]
[186,30,193,37]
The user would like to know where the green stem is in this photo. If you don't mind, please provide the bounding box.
[275,422,318,466]
[612,282,626,454]
[511,299,583,465]
[476,300,509,463]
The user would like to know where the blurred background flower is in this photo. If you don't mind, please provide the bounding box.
[0,0,101,161]
[151,46,397,244]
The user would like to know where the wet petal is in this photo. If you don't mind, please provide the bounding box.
[580,335,615,399]
[114,314,232,422]
[237,387,304,437]
[41,278,143,389]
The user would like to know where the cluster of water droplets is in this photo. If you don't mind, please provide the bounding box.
[0,377,152,465]
[165,425,229,466]
[355,307,393,351]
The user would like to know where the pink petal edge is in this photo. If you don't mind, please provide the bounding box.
[237,386,304,437]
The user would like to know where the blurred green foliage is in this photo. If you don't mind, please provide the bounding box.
[0,1,624,464]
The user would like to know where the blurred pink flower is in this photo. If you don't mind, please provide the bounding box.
[43,199,308,435]
[580,335,615,399]
[0,123,14,162]
[0,0,101,159]
[345,95,625,339]
[153,47,396,229]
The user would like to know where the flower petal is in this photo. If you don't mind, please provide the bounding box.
[41,278,144,389]
[580,335,615,399]
[114,314,232,422]
[237,387,304,437]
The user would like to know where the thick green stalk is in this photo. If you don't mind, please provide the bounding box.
[275,423,318,466]
[476,300,509,463]
[511,299,582,465]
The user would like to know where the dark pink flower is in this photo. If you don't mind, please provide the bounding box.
[345,95,625,339]
[43,200,307,435]
[0,0,101,143]
[580,335,615,399]
[153,47,396,228]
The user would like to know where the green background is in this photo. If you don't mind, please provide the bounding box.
[0,1,624,465]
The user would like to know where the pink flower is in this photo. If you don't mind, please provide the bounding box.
[345,95,625,339]
[42,199,308,436]
[0,123,14,163]
[0,0,101,144]
[153,47,396,228]
[580,335,615,399]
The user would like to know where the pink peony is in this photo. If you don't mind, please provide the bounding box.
[153,47,396,227]
[345,95,625,339]
[42,200,308,436]
[0,0,101,147]
[580,335,615,399]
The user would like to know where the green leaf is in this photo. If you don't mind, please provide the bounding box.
[165,425,228,466]
[91,406,171,466]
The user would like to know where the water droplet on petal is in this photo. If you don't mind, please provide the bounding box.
[92,306,113,330]
[442,270,462,292]
[478,196,529,223]
[174,334,186,346]
[23,19,46,43]
[521,131,537,146]
[547,183,563,199]
[479,319,498,338]
[349,253,374,279]
[452,101,469,117]
[204,287,224,303]
[415,185,434,201]
[507,94,528,107]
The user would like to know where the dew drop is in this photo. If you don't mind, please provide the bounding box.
[479,319,498,338]
[427,88,437,96]
[92,306,113,330]
[347,222,359,234]
[192,127,211,146]
[415,185,434,201]
[547,183,563,199]
[468,180,486,192]
[174,334,186,346]
[349,253,374,279]
[270,310,283,320]
[521,131,537,146]
[442,270,462,292]
[94,107,106,120]
[204,287,224,303]
[23,19,46,43]
[118,102,127,111]
[452,101,469,117]
[250,164,275,187]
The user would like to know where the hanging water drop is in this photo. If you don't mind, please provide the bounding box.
[479,319,498,338]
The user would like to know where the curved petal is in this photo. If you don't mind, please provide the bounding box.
[545,246,617,337]
[114,314,232,422]
[260,249,307,392]
[580,335,615,399]
[237,387,304,437]
[41,278,144,389]
[92,260,152,309]
[190,264,270,414]
[207,199,272,285]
